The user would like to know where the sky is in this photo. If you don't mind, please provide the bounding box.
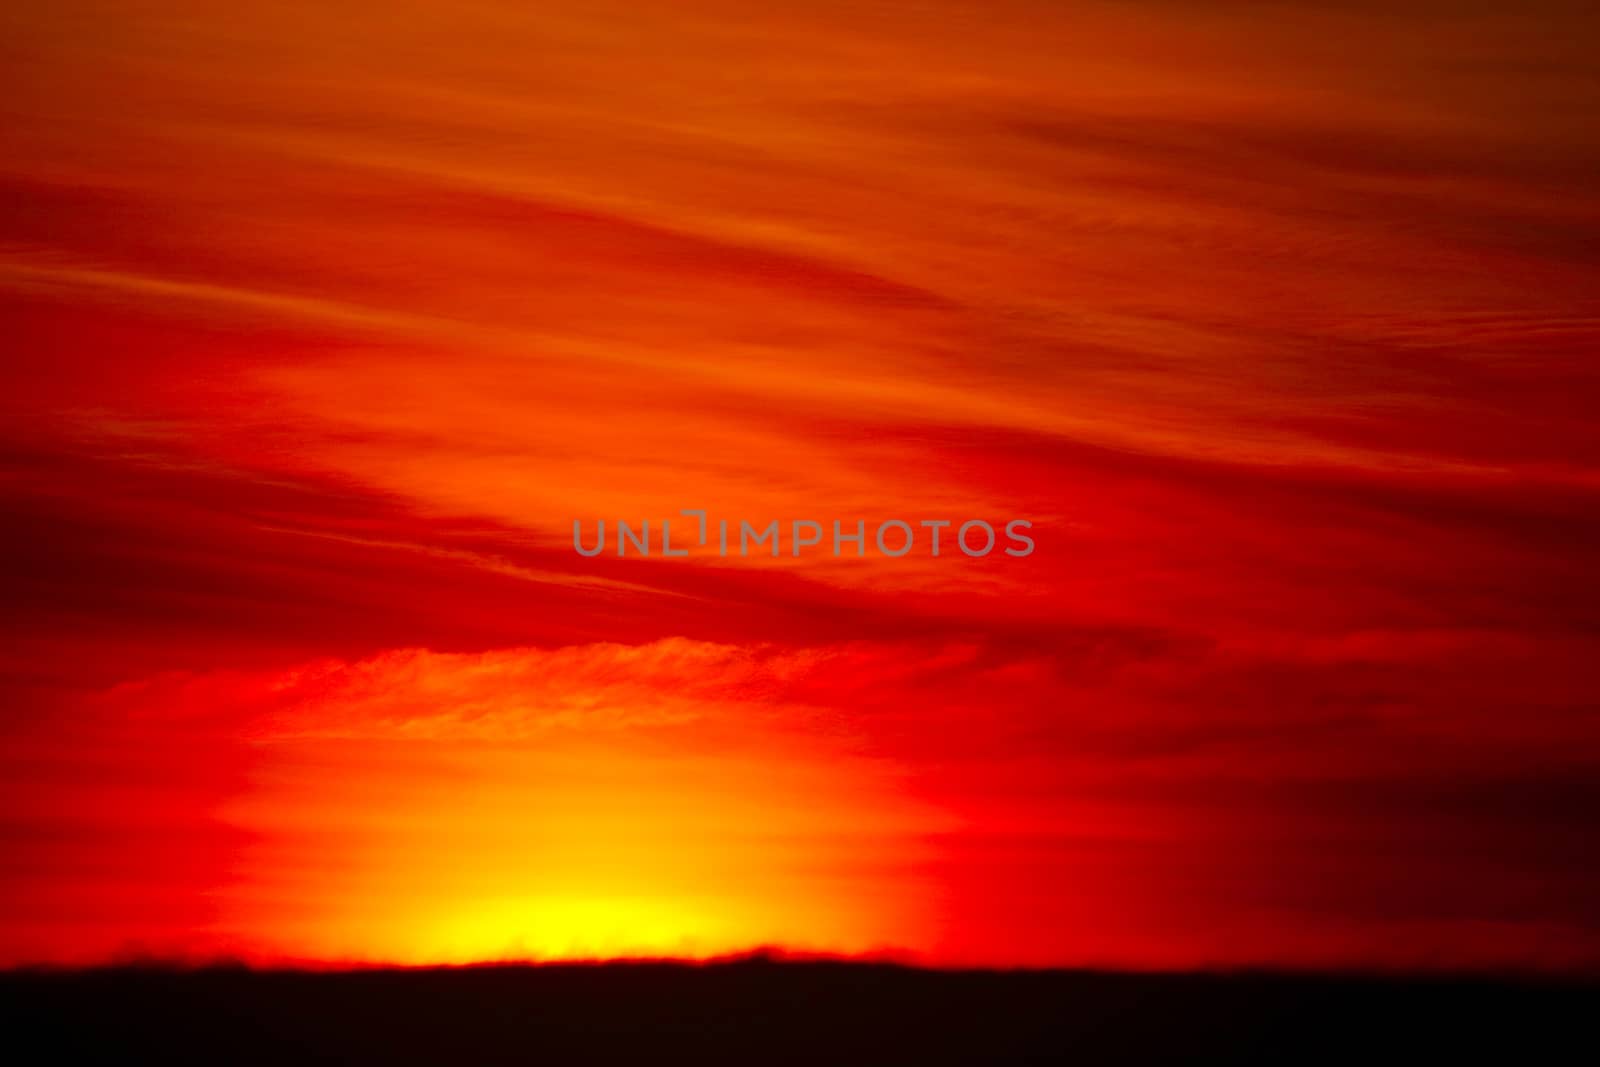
[2,0,1599,970]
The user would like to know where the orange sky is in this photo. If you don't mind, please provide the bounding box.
[2,1,1599,971]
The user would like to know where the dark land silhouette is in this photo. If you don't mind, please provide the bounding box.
[2,956,1595,1065]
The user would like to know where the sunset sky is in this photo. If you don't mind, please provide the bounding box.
[3,1,1599,971]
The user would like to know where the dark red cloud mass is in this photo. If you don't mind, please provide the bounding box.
[2,0,1598,970]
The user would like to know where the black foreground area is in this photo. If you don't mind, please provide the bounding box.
[2,959,1595,1065]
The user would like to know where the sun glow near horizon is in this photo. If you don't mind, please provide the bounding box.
[180,645,952,966]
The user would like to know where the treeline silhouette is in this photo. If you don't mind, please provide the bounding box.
[2,956,1594,1064]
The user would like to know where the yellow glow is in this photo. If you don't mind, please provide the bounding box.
[202,652,952,964]
[417,895,752,963]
